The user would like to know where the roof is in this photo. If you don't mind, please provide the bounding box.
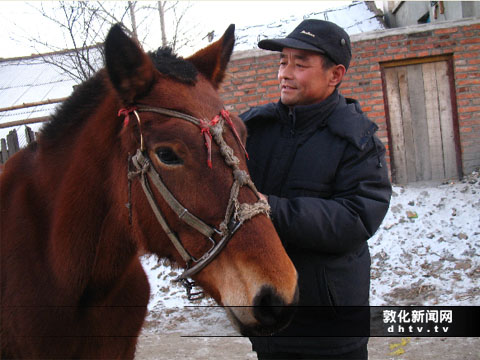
[0,48,102,143]
[0,57,76,122]
[234,1,385,51]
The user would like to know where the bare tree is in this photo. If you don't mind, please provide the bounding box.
[158,1,168,47]
[148,1,196,51]
[128,1,139,41]
[24,1,195,82]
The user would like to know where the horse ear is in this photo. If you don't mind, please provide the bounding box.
[105,24,155,104]
[187,24,235,89]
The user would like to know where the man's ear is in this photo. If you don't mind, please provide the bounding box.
[330,64,346,87]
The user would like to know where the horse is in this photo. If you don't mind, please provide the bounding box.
[0,24,298,359]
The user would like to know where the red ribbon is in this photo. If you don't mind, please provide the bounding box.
[200,120,213,169]
[118,106,137,128]
[221,110,249,160]
[199,110,249,169]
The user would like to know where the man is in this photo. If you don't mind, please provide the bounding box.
[241,19,392,359]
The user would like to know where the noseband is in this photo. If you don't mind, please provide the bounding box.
[120,105,270,299]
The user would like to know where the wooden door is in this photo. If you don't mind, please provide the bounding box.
[383,57,461,184]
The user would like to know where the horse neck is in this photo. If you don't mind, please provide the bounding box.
[39,93,122,215]
[40,93,139,300]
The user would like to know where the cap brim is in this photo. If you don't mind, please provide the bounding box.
[258,37,326,54]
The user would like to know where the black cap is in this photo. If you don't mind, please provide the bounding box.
[258,19,352,70]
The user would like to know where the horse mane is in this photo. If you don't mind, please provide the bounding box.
[39,73,107,143]
[148,47,198,85]
[39,47,197,144]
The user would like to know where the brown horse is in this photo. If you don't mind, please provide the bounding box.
[0,25,298,359]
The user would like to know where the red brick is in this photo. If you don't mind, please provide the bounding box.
[237,82,257,90]
[261,79,279,87]
[241,95,261,102]
[458,106,480,113]
[257,99,271,106]
[457,79,480,86]
[223,98,238,105]
[435,27,458,35]
[267,86,280,93]
[237,70,256,78]
[462,119,480,126]
[257,67,277,75]
[379,55,394,62]
[468,59,480,65]
[234,57,255,65]
[459,113,473,121]
[367,111,386,118]
[455,66,479,73]
[416,51,431,57]
[266,92,280,99]
[364,72,380,79]
[461,37,480,45]
[235,103,248,111]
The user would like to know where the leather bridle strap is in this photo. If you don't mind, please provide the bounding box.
[132,150,216,239]
[136,106,202,127]
[129,148,242,283]
[129,149,217,262]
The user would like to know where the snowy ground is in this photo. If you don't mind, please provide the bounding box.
[140,170,480,336]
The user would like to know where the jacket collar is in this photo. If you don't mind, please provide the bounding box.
[277,90,339,132]
[242,91,378,151]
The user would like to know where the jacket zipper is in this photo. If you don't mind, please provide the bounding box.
[288,107,296,137]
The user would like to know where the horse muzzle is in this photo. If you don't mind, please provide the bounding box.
[225,284,299,336]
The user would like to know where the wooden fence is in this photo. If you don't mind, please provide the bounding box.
[0,126,36,164]
[0,97,63,164]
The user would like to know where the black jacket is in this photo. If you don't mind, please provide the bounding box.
[241,90,392,355]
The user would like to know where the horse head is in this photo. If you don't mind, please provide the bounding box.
[105,25,298,336]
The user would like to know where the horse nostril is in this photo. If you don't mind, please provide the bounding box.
[253,285,292,328]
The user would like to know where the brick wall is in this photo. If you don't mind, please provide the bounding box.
[219,18,480,176]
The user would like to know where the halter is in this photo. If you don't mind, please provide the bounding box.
[120,105,270,299]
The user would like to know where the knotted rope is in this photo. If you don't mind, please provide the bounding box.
[208,118,270,235]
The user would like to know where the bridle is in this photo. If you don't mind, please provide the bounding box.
[120,105,270,299]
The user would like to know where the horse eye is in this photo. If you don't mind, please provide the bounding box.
[155,147,183,165]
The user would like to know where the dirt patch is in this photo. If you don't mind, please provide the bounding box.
[135,332,480,359]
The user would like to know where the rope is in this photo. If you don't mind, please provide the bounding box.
[209,118,270,235]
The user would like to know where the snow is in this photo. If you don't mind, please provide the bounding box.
[370,173,480,306]
[225,1,385,52]
[140,170,480,336]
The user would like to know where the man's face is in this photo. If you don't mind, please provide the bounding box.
[278,48,336,106]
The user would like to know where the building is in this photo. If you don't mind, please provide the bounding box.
[382,1,480,27]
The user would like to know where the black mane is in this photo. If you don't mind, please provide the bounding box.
[39,72,106,143]
[149,47,197,84]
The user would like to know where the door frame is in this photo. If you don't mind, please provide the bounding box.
[380,54,463,183]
